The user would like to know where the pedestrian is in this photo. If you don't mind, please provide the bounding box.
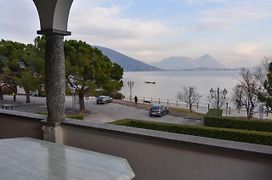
[134,96,138,105]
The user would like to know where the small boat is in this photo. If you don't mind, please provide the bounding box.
[145,81,156,84]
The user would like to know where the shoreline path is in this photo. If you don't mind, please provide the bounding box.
[1,95,202,125]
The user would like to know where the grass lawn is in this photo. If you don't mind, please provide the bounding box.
[37,112,84,120]
[169,107,204,120]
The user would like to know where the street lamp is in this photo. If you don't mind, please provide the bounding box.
[127,81,134,102]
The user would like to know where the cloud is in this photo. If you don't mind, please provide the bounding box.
[234,43,262,56]
[70,5,172,38]
[68,4,189,61]
[0,1,39,42]
[185,0,228,5]
[196,1,272,31]
[0,0,271,66]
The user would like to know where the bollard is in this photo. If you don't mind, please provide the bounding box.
[159,98,160,104]
[226,102,228,116]
[229,107,231,114]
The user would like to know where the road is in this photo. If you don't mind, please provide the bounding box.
[84,99,202,125]
[1,95,202,125]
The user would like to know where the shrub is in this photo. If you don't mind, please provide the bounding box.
[110,92,125,100]
[2,87,13,95]
[112,119,272,146]
[206,108,223,116]
[204,116,272,132]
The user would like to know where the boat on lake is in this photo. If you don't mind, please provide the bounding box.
[144,81,156,84]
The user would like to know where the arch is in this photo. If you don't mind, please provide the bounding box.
[33,0,73,35]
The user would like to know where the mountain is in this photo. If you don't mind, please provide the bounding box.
[153,54,224,70]
[152,56,194,70]
[95,46,161,72]
[194,54,224,68]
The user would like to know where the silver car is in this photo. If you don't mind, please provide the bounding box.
[149,104,169,117]
[96,96,113,104]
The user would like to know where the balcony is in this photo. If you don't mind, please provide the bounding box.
[0,109,271,180]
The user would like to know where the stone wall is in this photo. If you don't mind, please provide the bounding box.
[1,110,272,180]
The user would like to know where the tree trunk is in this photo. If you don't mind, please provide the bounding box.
[189,104,192,112]
[25,89,30,103]
[0,86,3,100]
[249,106,254,119]
[249,102,255,119]
[13,86,17,102]
[79,93,85,113]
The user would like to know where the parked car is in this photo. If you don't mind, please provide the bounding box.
[96,96,113,104]
[149,104,169,117]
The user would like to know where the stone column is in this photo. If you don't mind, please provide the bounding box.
[33,0,73,143]
[40,32,67,143]
[45,33,66,123]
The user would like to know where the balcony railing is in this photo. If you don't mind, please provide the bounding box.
[0,109,272,180]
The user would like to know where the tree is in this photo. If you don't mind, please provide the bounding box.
[233,68,259,119]
[232,84,243,113]
[33,36,46,96]
[0,53,6,100]
[177,86,201,112]
[258,60,272,109]
[0,40,25,102]
[254,57,270,85]
[64,40,123,113]
[14,44,44,103]
[208,87,228,110]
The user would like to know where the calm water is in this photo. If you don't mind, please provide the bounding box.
[121,70,240,104]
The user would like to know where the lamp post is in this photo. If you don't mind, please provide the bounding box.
[127,81,134,102]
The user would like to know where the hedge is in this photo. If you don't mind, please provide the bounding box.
[204,115,272,132]
[206,108,223,116]
[112,119,272,146]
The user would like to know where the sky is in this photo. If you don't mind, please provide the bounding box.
[0,0,272,67]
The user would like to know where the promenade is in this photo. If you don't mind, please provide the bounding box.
[0,95,203,125]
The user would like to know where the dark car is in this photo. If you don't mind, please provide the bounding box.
[149,104,169,117]
[96,96,113,104]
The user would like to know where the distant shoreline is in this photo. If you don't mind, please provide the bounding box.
[124,68,242,72]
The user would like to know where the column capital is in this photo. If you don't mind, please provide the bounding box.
[33,0,73,35]
[37,29,71,36]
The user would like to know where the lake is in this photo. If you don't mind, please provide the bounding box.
[121,70,241,105]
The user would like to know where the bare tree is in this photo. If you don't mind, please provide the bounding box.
[232,85,243,113]
[256,57,272,112]
[233,68,259,119]
[254,57,271,85]
[208,87,228,110]
[177,86,201,112]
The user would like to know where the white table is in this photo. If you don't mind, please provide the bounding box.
[0,138,134,180]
